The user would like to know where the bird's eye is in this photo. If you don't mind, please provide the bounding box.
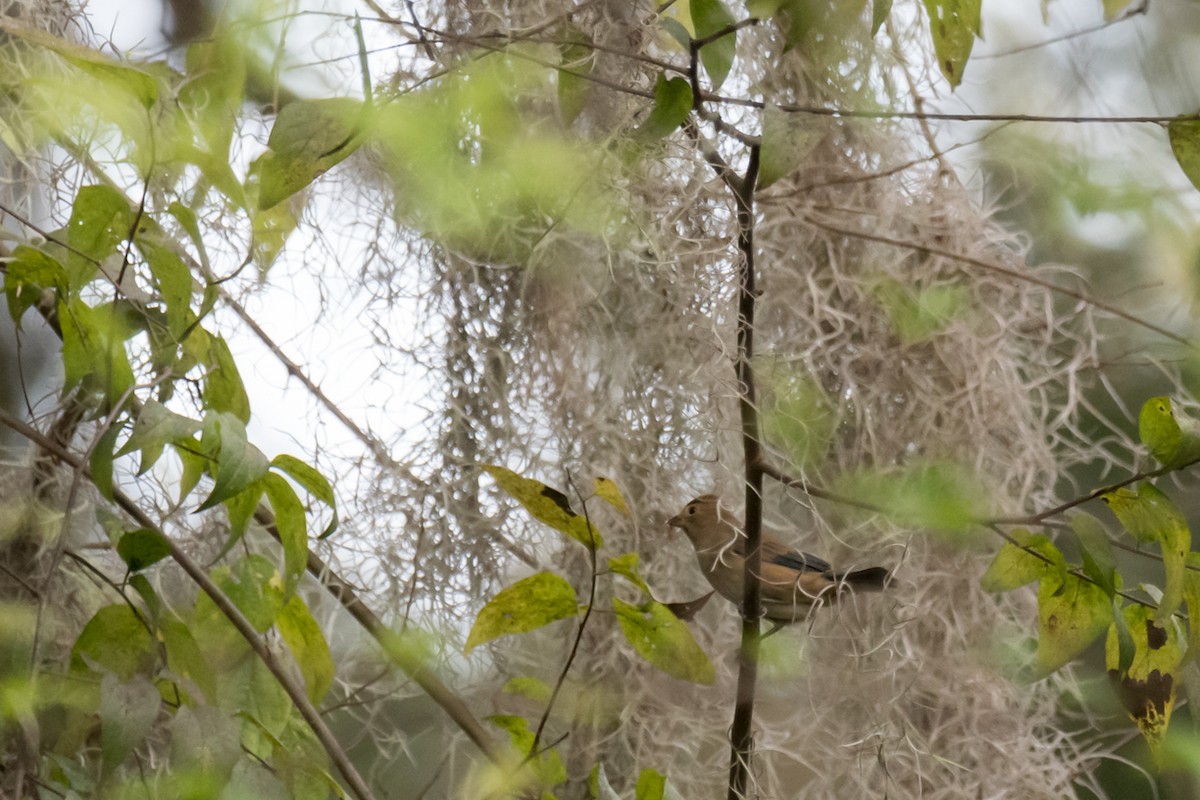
[687,506,696,515]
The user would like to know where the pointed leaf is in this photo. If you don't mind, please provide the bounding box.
[65,185,135,290]
[981,532,1062,592]
[593,476,629,514]
[116,528,173,572]
[1103,482,1190,622]
[759,106,825,188]
[691,0,737,90]
[1183,552,1200,664]
[90,422,122,501]
[483,465,603,549]
[262,473,308,590]
[1170,120,1200,194]
[71,605,155,680]
[608,552,651,595]
[637,74,693,141]
[58,299,136,407]
[253,98,367,209]
[271,454,338,539]
[922,0,981,88]
[872,0,893,35]
[465,572,579,654]
[4,246,66,325]
[197,412,269,510]
[487,715,567,787]
[613,597,715,684]
[201,334,251,423]
[636,769,667,800]
[99,673,161,773]
[1106,605,1181,766]
[1036,571,1111,675]
[117,400,202,475]
[1139,396,1200,469]
[277,595,334,705]
[1071,513,1117,598]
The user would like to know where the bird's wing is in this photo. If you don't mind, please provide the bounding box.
[760,537,832,574]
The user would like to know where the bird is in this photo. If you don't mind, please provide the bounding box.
[666,494,891,623]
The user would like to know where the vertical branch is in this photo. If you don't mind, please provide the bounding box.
[728,146,762,800]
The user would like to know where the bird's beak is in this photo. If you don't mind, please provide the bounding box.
[666,514,682,529]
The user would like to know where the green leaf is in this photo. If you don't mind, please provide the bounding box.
[1169,119,1200,194]
[593,476,629,515]
[140,241,194,339]
[222,480,265,556]
[99,673,161,774]
[872,0,893,35]
[201,334,251,423]
[72,605,155,680]
[1036,571,1111,676]
[502,676,554,703]
[660,17,692,49]
[197,412,270,510]
[981,531,1063,592]
[276,595,334,705]
[90,422,122,501]
[117,400,202,475]
[465,572,579,654]
[758,106,825,188]
[922,0,981,88]
[65,185,135,290]
[745,0,786,19]
[875,278,969,345]
[608,552,652,595]
[487,715,567,788]
[691,0,738,90]
[483,465,604,549]
[613,597,715,684]
[1102,482,1190,623]
[1112,597,1136,677]
[271,454,338,539]
[637,74,693,141]
[1183,552,1200,665]
[636,769,667,800]
[252,98,367,209]
[1105,604,1181,765]
[558,34,593,126]
[116,528,173,572]
[840,461,986,532]
[4,246,66,325]
[1071,513,1117,598]
[0,21,159,108]
[1102,0,1137,20]
[222,554,288,632]
[1138,396,1200,469]
[58,299,136,407]
[263,473,308,590]
[160,616,216,702]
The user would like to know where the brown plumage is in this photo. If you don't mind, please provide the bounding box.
[666,495,891,623]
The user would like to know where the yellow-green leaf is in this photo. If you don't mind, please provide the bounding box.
[1183,552,1200,664]
[1106,605,1181,766]
[487,715,567,788]
[557,33,593,126]
[201,334,251,423]
[1102,0,1138,20]
[593,476,629,515]
[276,595,334,705]
[758,106,826,189]
[252,98,367,209]
[465,572,579,654]
[608,552,651,595]
[1103,482,1190,622]
[116,528,173,572]
[272,454,339,539]
[197,412,270,511]
[613,597,715,684]
[979,532,1065,594]
[1138,396,1200,469]
[1169,120,1200,194]
[71,605,155,680]
[1036,571,1111,675]
[483,465,603,549]
[922,0,981,88]
[262,473,308,591]
[116,400,201,475]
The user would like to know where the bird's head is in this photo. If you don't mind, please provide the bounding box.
[666,494,730,544]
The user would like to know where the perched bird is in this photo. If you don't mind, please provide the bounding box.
[666,495,891,623]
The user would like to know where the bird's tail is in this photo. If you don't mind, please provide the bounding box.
[828,566,891,592]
